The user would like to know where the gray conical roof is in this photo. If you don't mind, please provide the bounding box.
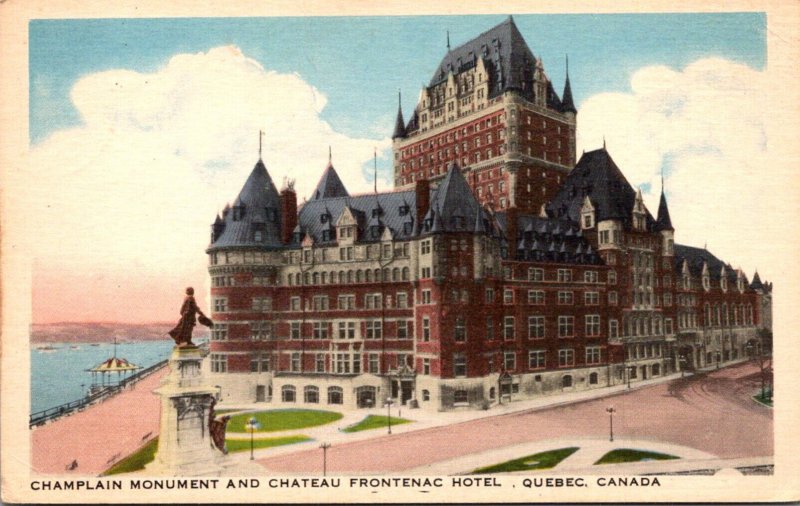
[311,162,349,200]
[208,159,283,250]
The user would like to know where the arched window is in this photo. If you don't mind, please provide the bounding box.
[454,389,468,404]
[312,272,319,285]
[327,386,343,405]
[295,273,301,285]
[365,269,372,282]
[382,268,389,281]
[589,372,598,385]
[422,389,430,401]
[304,385,319,404]
[705,303,712,327]
[489,387,496,399]
[402,267,410,281]
[562,375,573,388]
[722,303,728,326]
[321,272,328,284]
[392,267,399,281]
[281,385,296,402]
[347,270,353,283]
[715,304,721,326]
[356,270,363,283]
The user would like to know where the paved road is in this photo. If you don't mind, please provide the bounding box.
[30,368,166,475]
[257,362,772,474]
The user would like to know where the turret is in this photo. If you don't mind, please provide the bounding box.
[392,91,407,140]
[561,56,577,115]
[656,179,674,255]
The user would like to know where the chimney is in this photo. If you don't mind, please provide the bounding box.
[506,206,519,258]
[280,187,297,244]
[415,179,430,223]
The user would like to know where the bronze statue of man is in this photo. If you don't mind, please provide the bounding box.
[168,287,212,347]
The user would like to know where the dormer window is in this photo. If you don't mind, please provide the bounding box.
[254,230,263,242]
[320,214,329,224]
[399,205,410,216]
[321,230,333,242]
[265,207,277,223]
[370,225,381,239]
[403,222,413,235]
[232,206,245,221]
[372,208,383,218]
[721,276,727,292]
[702,275,710,291]
[451,216,465,230]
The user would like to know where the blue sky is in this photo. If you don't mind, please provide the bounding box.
[30,13,766,145]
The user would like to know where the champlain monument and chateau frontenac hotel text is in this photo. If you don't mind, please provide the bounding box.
[203,17,773,411]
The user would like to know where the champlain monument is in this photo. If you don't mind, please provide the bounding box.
[147,287,230,476]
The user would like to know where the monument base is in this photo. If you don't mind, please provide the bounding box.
[146,346,232,476]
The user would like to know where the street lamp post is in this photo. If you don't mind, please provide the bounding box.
[319,442,331,476]
[606,407,616,442]
[679,356,687,377]
[627,366,632,389]
[246,416,261,461]
[386,398,394,434]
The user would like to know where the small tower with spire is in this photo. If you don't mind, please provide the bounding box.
[656,171,675,255]
[392,90,406,141]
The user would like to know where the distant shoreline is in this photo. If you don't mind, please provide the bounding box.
[30,322,208,344]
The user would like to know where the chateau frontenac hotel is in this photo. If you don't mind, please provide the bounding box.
[206,18,773,410]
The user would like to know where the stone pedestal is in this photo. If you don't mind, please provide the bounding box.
[147,346,229,476]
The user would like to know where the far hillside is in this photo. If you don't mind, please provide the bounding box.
[30,322,209,344]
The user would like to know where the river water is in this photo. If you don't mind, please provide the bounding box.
[30,340,176,414]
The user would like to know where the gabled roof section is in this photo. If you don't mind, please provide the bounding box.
[427,17,552,103]
[208,159,283,251]
[297,191,417,245]
[547,148,654,230]
[311,161,349,201]
[422,163,489,234]
[655,188,674,231]
[674,244,735,282]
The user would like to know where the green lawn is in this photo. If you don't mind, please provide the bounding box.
[753,391,773,407]
[226,409,342,433]
[472,447,579,474]
[342,415,411,433]
[225,435,311,453]
[594,448,679,465]
[103,438,159,476]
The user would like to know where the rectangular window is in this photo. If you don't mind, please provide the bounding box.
[665,318,674,335]
[528,316,545,339]
[421,266,431,278]
[453,354,467,377]
[528,350,546,369]
[213,298,227,312]
[337,294,355,310]
[396,292,408,308]
[211,323,228,341]
[313,321,328,339]
[528,290,545,305]
[486,316,494,340]
[423,358,431,375]
[252,297,272,312]
[485,287,494,303]
[338,321,355,339]
[584,292,600,305]
[334,353,351,374]
[365,293,382,309]
[608,271,617,284]
[557,269,572,282]
[352,353,361,374]
[397,320,409,339]
[586,346,602,365]
[290,321,301,339]
[584,271,599,283]
[454,317,466,341]
[366,320,383,339]
[290,296,301,311]
[250,321,272,340]
[422,316,431,341]
[421,240,432,254]
[312,296,329,311]
[421,289,432,304]
[290,352,301,372]
[504,289,514,304]
[608,291,618,305]
[585,315,601,337]
[664,293,673,306]
[558,316,575,338]
[504,316,515,340]
[210,354,227,373]
[315,353,325,373]
[528,268,544,281]
[558,349,575,367]
[504,351,516,371]
[557,291,574,305]
[609,319,619,338]
[368,353,380,373]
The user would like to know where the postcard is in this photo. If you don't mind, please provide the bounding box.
[2,0,799,503]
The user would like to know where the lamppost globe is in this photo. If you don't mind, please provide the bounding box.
[247,417,260,460]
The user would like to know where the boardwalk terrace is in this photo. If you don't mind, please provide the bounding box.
[205,19,770,412]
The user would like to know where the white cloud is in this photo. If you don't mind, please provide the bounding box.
[16,46,391,320]
[577,57,790,282]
